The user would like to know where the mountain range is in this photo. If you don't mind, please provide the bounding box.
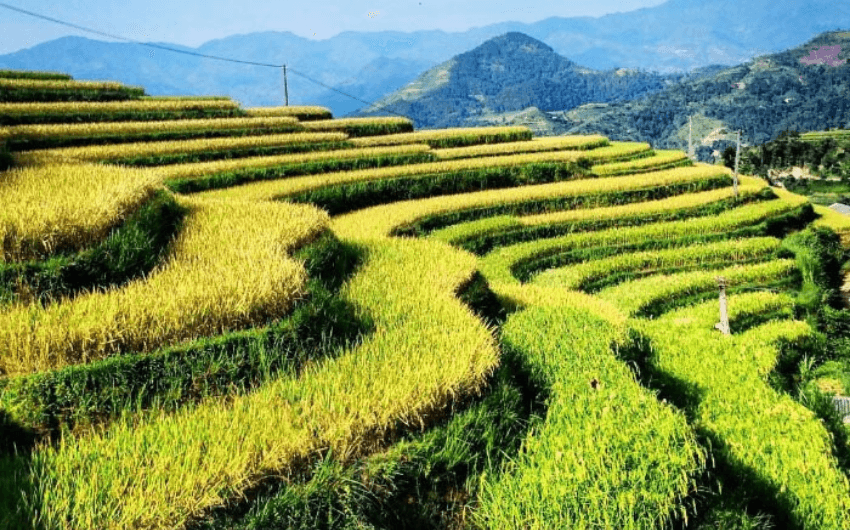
[0,0,849,114]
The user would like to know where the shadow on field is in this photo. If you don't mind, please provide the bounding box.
[619,332,799,530]
[0,410,39,530]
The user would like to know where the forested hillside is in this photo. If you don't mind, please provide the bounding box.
[559,31,850,158]
[358,33,677,128]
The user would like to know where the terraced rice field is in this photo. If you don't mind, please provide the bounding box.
[2,71,850,530]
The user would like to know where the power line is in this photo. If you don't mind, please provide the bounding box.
[0,2,410,118]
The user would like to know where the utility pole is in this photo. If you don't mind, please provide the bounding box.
[733,129,741,197]
[282,65,289,106]
[688,115,694,160]
[715,277,730,335]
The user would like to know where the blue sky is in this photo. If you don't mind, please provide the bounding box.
[0,0,668,54]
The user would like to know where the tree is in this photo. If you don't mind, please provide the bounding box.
[722,146,737,170]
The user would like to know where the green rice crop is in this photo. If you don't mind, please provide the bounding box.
[637,293,850,528]
[475,304,703,529]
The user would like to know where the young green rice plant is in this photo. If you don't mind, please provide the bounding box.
[475,304,704,529]
[530,237,782,292]
[637,293,850,528]
[0,99,242,125]
[0,197,328,375]
[5,116,302,151]
[18,132,349,165]
[432,135,609,160]
[302,117,414,136]
[592,149,691,176]
[244,106,332,120]
[0,163,161,262]
[349,126,532,148]
[331,165,736,241]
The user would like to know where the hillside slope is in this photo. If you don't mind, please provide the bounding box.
[357,33,675,128]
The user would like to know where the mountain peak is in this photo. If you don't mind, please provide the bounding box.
[464,32,556,58]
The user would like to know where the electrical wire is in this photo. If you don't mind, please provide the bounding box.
[0,1,410,118]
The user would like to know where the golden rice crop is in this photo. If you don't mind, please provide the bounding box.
[478,194,807,288]
[198,146,627,203]
[0,163,160,261]
[576,141,651,161]
[349,126,531,147]
[432,135,609,160]
[245,106,332,118]
[518,177,759,227]
[0,98,239,117]
[530,237,780,290]
[4,116,300,141]
[158,143,431,182]
[332,164,734,241]
[13,232,497,530]
[19,132,349,165]
[0,197,328,375]
[592,149,690,175]
[0,78,135,91]
[301,116,413,131]
[813,204,850,245]
[598,260,799,315]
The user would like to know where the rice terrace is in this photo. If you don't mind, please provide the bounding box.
[3,65,850,530]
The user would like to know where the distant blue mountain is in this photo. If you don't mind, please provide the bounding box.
[0,0,848,114]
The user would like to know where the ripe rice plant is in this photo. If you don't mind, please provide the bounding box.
[1,236,498,530]
[5,116,303,151]
[0,163,160,262]
[0,197,328,375]
[475,304,704,529]
[198,146,636,203]
[597,259,800,316]
[592,149,691,176]
[813,204,850,245]
[478,194,809,288]
[432,135,609,160]
[158,144,433,192]
[301,117,414,136]
[332,165,735,241]
[0,70,72,80]
[140,95,232,101]
[245,106,333,120]
[531,237,782,291]
[429,177,761,249]
[349,126,532,148]
[638,293,850,528]
[19,132,349,165]
[0,99,242,125]
[570,141,652,162]
[0,79,136,91]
